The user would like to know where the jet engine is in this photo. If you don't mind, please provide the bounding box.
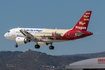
[37,42,47,46]
[15,37,29,44]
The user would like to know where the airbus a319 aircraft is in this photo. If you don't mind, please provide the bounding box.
[4,11,93,50]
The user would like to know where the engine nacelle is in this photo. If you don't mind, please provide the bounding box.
[15,37,29,44]
[37,42,47,46]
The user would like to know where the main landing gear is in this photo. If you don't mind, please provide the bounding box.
[34,43,54,50]
[49,46,54,50]
[49,43,54,50]
[35,44,40,49]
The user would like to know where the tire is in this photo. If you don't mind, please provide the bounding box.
[49,46,54,50]
[15,45,18,48]
[35,45,40,49]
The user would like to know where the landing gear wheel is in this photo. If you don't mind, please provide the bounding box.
[15,44,18,48]
[49,46,54,50]
[35,45,40,49]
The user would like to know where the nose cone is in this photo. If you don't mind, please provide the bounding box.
[4,32,15,40]
[4,33,7,38]
[4,33,9,39]
[4,33,10,40]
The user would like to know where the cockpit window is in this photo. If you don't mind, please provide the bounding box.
[7,31,10,33]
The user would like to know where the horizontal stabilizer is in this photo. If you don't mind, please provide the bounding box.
[75,31,84,36]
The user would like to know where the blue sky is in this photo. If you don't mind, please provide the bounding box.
[0,0,105,55]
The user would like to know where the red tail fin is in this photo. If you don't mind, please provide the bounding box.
[72,11,92,31]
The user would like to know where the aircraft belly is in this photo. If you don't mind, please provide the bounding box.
[33,39,69,43]
[48,40,69,42]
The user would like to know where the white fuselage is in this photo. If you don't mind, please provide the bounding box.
[4,28,46,40]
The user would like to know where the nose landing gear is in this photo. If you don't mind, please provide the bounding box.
[15,44,18,48]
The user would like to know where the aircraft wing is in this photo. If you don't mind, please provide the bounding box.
[75,31,84,36]
[20,29,42,41]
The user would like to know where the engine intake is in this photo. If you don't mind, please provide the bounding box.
[15,37,29,44]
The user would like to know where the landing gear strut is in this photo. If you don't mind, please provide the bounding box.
[49,43,54,50]
[35,44,40,49]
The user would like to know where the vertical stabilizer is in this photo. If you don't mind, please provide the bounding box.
[72,11,92,31]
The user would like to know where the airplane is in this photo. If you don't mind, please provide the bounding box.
[4,11,93,50]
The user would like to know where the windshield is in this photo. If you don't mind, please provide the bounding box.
[7,31,10,33]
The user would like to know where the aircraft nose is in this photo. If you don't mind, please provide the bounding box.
[4,33,7,38]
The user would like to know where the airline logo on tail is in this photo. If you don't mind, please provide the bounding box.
[73,11,92,31]
[76,26,86,30]
[84,12,90,21]
[79,22,86,25]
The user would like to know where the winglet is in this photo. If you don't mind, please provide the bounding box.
[72,11,92,31]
